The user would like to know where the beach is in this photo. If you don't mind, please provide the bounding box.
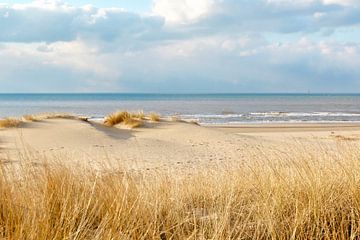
[2,0,359,237]
[2,115,360,238]
[2,117,360,171]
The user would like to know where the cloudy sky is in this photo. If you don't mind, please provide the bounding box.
[0,0,359,93]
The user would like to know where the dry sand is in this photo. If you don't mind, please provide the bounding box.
[1,119,360,171]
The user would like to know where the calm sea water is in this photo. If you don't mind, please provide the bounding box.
[1,93,360,124]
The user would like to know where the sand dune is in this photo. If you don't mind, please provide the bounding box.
[2,118,360,171]
[0,118,248,171]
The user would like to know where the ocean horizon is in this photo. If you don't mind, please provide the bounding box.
[1,93,360,124]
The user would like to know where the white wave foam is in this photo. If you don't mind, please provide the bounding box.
[250,112,360,117]
[180,114,243,119]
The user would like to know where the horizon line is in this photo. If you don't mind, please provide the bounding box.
[1,92,360,95]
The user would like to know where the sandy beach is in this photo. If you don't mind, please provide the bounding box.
[2,118,360,171]
[2,0,359,236]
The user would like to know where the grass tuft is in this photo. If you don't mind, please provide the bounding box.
[104,111,131,126]
[131,111,146,120]
[22,113,79,122]
[39,113,77,120]
[123,118,143,129]
[104,111,144,128]
[0,118,22,128]
[22,115,39,122]
[149,112,161,122]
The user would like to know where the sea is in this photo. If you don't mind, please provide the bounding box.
[1,93,360,125]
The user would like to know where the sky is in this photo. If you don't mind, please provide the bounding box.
[8,0,153,11]
[0,0,359,93]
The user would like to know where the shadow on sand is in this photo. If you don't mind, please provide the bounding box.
[87,121,134,140]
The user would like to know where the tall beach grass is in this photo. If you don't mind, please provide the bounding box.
[2,142,360,239]
[149,112,161,122]
[104,111,161,128]
[0,118,22,128]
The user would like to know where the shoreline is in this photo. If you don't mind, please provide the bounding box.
[207,122,360,133]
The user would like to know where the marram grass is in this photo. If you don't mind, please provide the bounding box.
[0,118,22,128]
[104,111,132,127]
[104,111,161,128]
[149,112,161,122]
[2,143,360,239]
[1,113,86,128]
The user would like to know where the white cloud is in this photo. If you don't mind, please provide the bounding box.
[0,41,122,91]
[323,0,360,6]
[0,1,163,43]
[0,0,360,92]
[152,0,214,24]
[1,0,359,43]
[12,0,73,11]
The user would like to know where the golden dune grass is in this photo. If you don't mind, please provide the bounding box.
[104,111,131,126]
[104,111,161,128]
[36,113,78,120]
[22,115,38,122]
[149,112,161,122]
[22,113,84,123]
[104,111,143,128]
[2,113,82,129]
[131,111,146,120]
[123,118,143,129]
[1,113,91,134]
[2,143,360,239]
[0,118,22,128]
